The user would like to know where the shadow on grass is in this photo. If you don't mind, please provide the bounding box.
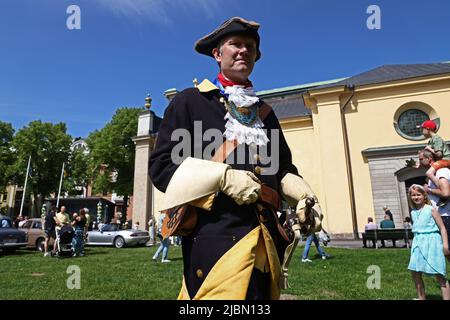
[0,249,36,257]
[163,257,183,262]
[85,246,148,251]
[312,253,334,261]
[76,251,110,256]
[149,256,183,262]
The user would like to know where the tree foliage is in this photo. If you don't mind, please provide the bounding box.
[87,108,141,202]
[0,121,15,192]
[63,147,91,196]
[10,121,72,214]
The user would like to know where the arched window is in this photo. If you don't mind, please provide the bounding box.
[393,102,439,141]
[397,109,429,138]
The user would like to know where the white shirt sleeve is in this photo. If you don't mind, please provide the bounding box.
[436,168,450,181]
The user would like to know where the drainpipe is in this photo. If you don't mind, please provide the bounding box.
[340,85,359,239]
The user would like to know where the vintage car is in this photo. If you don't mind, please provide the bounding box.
[86,223,149,248]
[0,215,28,253]
[19,218,54,251]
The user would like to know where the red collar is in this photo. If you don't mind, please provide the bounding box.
[217,73,253,88]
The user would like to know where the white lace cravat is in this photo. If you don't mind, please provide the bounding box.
[225,86,259,108]
[223,86,269,146]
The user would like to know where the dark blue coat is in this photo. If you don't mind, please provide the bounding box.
[149,85,299,299]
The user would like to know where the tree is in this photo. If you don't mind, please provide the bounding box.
[63,147,91,197]
[87,107,141,222]
[0,121,15,193]
[10,121,72,216]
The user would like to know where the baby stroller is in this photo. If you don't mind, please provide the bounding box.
[55,224,74,257]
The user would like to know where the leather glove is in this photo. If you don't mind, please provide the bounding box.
[162,157,262,211]
[296,198,323,234]
[280,173,323,234]
[220,169,261,205]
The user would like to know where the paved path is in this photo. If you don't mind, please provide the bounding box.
[326,239,364,249]
[322,239,409,249]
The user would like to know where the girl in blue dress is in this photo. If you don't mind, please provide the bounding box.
[407,184,450,300]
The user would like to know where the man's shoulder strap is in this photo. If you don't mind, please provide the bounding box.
[259,102,273,121]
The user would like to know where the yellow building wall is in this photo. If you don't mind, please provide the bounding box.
[311,101,355,235]
[344,78,450,233]
[280,118,328,230]
[280,119,318,191]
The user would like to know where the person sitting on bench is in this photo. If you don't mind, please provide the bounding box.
[364,217,378,248]
[380,214,396,247]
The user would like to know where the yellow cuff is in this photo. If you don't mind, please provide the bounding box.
[189,193,217,211]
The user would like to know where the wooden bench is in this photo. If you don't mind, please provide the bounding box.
[362,229,413,248]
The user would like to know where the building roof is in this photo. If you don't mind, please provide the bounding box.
[267,97,312,119]
[256,78,346,119]
[256,78,347,97]
[314,62,450,90]
[256,62,450,119]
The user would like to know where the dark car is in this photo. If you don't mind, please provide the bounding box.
[0,215,28,253]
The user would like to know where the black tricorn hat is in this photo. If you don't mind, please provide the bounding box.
[194,17,261,61]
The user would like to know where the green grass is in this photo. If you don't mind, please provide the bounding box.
[0,246,182,300]
[286,246,449,300]
[0,245,448,300]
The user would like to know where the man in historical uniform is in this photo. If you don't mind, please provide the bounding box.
[149,17,323,300]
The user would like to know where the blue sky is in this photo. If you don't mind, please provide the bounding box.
[1,0,450,138]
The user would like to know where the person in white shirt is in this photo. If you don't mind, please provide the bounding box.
[420,150,450,261]
[147,218,155,246]
[363,217,378,248]
[365,217,378,230]
[18,216,28,228]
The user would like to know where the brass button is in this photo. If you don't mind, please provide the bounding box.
[254,166,262,175]
[196,269,204,279]
[219,97,225,104]
[256,203,264,212]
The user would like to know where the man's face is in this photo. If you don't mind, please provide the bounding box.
[419,152,431,167]
[61,206,66,213]
[212,34,257,82]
